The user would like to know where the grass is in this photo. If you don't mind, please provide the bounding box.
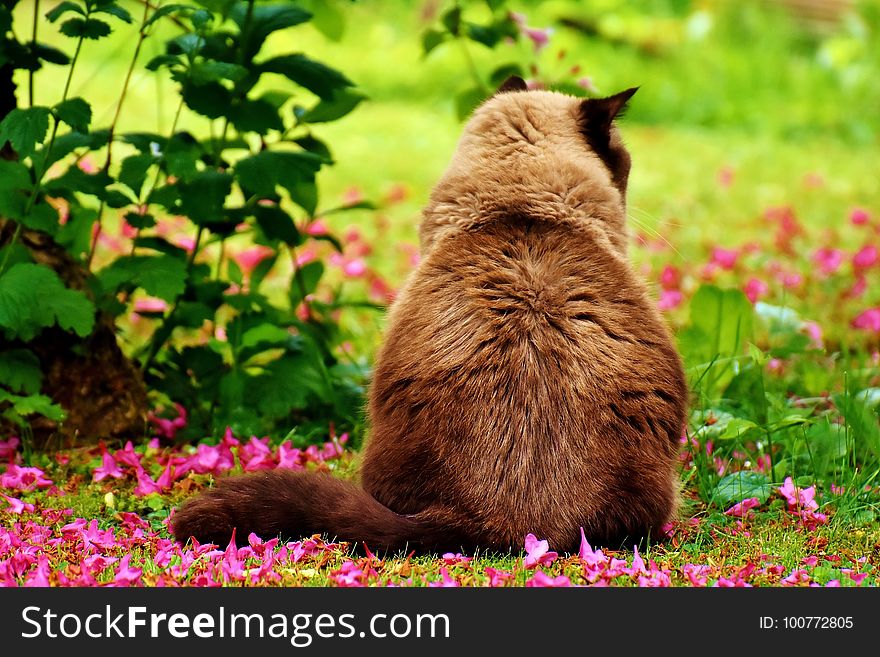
[2,0,879,586]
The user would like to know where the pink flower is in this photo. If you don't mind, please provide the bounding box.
[778,477,817,511]
[522,27,553,51]
[801,555,819,567]
[781,569,811,586]
[441,553,473,565]
[276,442,303,470]
[683,563,711,586]
[710,247,739,270]
[93,452,124,481]
[330,560,366,587]
[850,208,871,225]
[0,464,53,491]
[232,246,275,275]
[659,265,681,290]
[133,297,168,315]
[342,258,367,278]
[484,567,513,587]
[657,289,683,311]
[578,528,607,571]
[2,494,34,514]
[113,441,142,468]
[743,277,769,303]
[523,533,558,569]
[852,308,880,333]
[156,403,187,440]
[428,567,460,587]
[113,554,143,587]
[812,248,844,276]
[306,219,329,236]
[724,497,761,518]
[717,167,735,188]
[853,245,878,271]
[132,467,163,497]
[801,321,823,349]
[526,571,572,587]
[23,554,51,587]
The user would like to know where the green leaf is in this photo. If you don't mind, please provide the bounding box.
[712,472,772,506]
[288,179,317,216]
[422,28,446,56]
[93,3,133,23]
[59,17,113,39]
[455,86,486,121]
[119,153,156,197]
[0,160,33,220]
[228,98,284,135]
[715,417,758,440]
[231,3,312,54]
[45,1,86,22]
[290,261,324,308]
[254,205,301,245]
[466,22,502,48]
[57,204,97,258]
[97,254,187,302]
[178,171,233,225]
[23,201,60,234]
[35,129,110,177]
[190,60,248,85]
[299,88,365,124]
[0,349,42,394]
[293,135,332,163]
[144,3,197,28]
[181,81,233,119]
[53,97,92,133]
[31,42,72,65]
[0,107,51,158]
[442,6,462,35]
[235,150,323,199]
[43,166,113,199]
[259,54,352,100]
[308,0,345,41]
[0,390,64,422]
[0,263,95,340]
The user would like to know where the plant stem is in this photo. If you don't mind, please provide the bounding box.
[87,0,155,269]
[0,223,22,276]
[28,0,40,107]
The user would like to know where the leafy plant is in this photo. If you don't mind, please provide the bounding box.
[0,0,372,445]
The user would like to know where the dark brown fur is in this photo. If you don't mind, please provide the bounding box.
[172,79,689,554]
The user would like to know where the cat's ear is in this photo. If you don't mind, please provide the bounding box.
[495,75,528,95]
[579,87,638,135]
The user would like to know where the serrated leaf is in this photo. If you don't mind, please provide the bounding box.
[0,390,64,422]
[422,28,446,56]
[0,349,42,394]
[235,150,323,199]
[254,205,301,245]
[59,17,112,39]
[190,60,248,85]
[0,263,94,340]
[290,260,324,308]
[178,170,233,225]
[466,22,502,48]
[299,88,365,124]
[0,107,51,158]
[119,153,156,197]
[45,1,86,22]
[93,3,133,23]
[53,97,92,132]
[144,3,197,28]
[123,211,156,230]
[0,160,33,220]
[231,3,312,56]
[97,254,187,302]
[23,201,60,234]
[181,81,232,119]
[31,42,71,65]
[259,54,352,100]
[228,98,284,135]
[712,472,772,506]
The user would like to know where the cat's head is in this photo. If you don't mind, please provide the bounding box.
[471,76,637,197]
[420,78,637,254]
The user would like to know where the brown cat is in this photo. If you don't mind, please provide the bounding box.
[172,77,688,554]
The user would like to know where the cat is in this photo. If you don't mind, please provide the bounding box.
[172,76,689,554]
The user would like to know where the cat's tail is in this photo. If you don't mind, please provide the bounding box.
[171,470,465,553]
